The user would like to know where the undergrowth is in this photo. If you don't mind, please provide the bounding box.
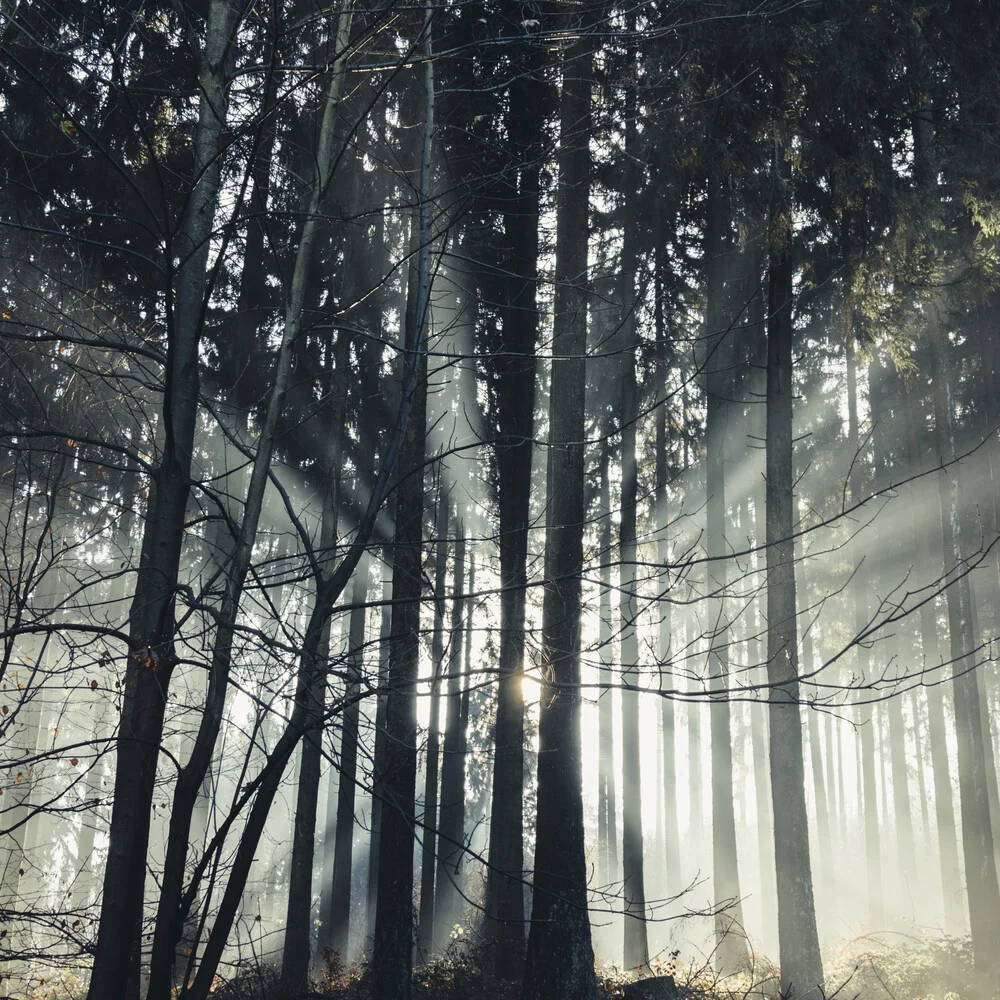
[12,933,993,1000]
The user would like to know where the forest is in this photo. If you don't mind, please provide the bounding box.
[1,1,999,999]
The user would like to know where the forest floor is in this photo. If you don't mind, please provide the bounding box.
[196,933,986,1000]
[18,934,988,999]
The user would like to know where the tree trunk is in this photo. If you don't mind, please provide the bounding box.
[748,277,778,948]
[618,61,648,969]
[703,178,747,973]
[366,566,394,951]
[929,324,1000,987]
[371,14,436,995]
[434,521,468,946]
[325,551,370,959]
[654,260,680,901]
[764,142,823,999]
[418,489,450,954]
[483,33,541,969]
[281,320,353,991]
[868,361,917,910]
[845,338,883,931]
[87,5,238,995]
[597,443,619,896]
[522,12,598,998]
[796,544,830,924]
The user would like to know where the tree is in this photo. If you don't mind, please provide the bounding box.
[763,108,824,998]
[522,4,599,997]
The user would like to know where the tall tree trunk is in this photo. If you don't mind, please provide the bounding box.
[484,27,542,974]
[522,12,598,998]
[434,521,468,946]
[703,179,747,973]
[929,324,1000,987]
[748,272,777,947]
[459,554,476,773]
[906,110,964,935]
[597,443,619,895]
[764,141,823,999]
[654,259,679,899]
[366,565,394,951]
[325,550,370,959]
[796,543,830,923]
[618,61,648,970]
[371,13,436,995]
[418,489,450,954]
[845,338,883,930]
[868,362,917,909]
[87,6,238,995]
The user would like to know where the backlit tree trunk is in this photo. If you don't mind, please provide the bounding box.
[522,11,598,998]
[764,137,823,1000]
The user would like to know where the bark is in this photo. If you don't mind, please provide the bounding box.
[703,179,747,973]
[459,555,476,771]
[325,551,370,958]
[366,566,394,951]
[87,5,238,995]
[434,523,468,946]
[654,262,679,898]
[930,325,1000,986]
[521,11,598,998]
[796,549,830,915]
[597,444,619,892]
[483,27,541,970]
[907,109,964,934]
[371,13,436,995]
[845,339,883,930]
[748,278,778,945]
[763,143,823,999]
[618,62,648,969]
[688,661,704,846]
[418,490,451,954]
